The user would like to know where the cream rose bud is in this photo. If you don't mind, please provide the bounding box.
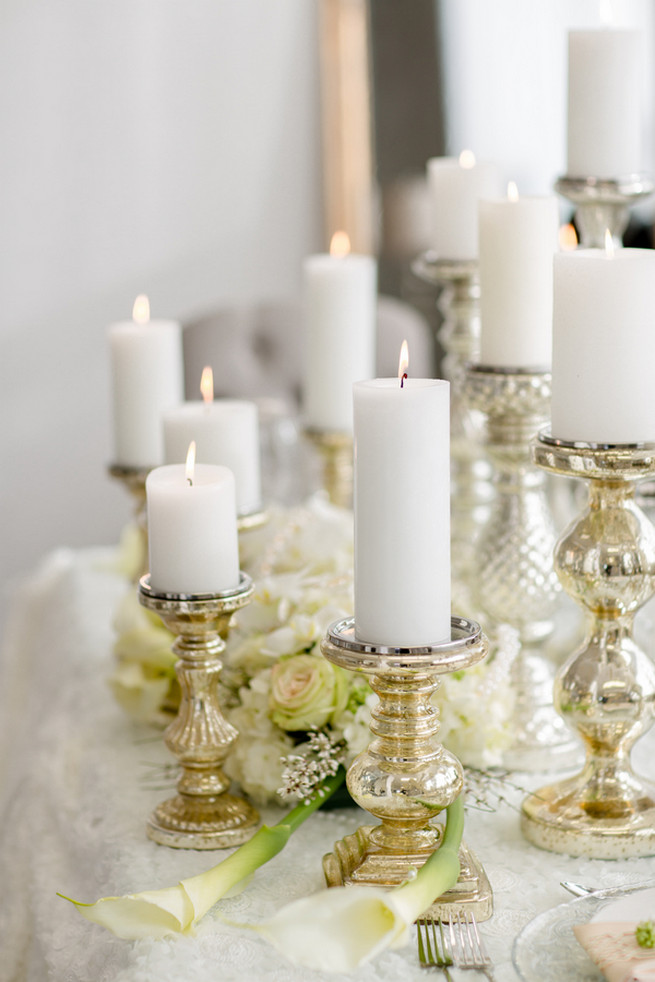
[269,654,349,731]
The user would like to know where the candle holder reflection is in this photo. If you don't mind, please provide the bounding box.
[411,254,492,585]
[465,366,579,771]
[108,463,151,582]
[521,436,655,858]
[321,616,493,920]
[304,429,353,509]
[555,175,653,249]
[138,572,258,849]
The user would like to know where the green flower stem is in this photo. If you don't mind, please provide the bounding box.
[393,795,464,919]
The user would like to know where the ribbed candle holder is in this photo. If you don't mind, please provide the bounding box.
[555,174,653,248]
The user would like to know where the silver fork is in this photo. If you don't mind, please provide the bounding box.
[447,910,496,980]
[416,917,454,980]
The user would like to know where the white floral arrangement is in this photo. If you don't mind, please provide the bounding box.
[109,495,519,804]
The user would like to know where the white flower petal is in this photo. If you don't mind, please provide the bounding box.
[71,885,195,940]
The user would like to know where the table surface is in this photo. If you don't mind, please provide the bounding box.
[1,548,654,982]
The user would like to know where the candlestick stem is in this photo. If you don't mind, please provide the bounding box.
[321,616,492,920]
[555,175,653,248]
[138,573,258,849]
[521,437,655,857]
[304,429,353,509]
[108,464,150,582]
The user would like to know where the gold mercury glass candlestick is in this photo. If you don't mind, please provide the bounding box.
[555,175,653,249]
[411,254,492,585]
[465,366,579,771]
[321,616,493,920]
[138,572,258,849]
[108,463,151,581]
[304,429,353,509]
[521,435,655,858]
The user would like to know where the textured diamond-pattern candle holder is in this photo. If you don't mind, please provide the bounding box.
[321,616,493,920]
[555,175,653,249]
[138,572,258,849]
[521,436,655,858]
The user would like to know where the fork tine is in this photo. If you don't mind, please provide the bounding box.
[416,918,454,979]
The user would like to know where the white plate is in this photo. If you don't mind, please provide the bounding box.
[512,884,655,982]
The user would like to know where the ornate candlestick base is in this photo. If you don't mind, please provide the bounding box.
[521,437,655,858]
[108,463,151,581]
[138,573,259,849]
[411,253,492,585]
[304,429,353,509]
[555,174,653,248]
[321,617,493,920]
[465,366,577,771]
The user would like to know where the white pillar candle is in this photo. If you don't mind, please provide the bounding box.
[551,247,655,445]
[567,29,642,178]
[354,374,451,647]
[427,152,502,261]
[146,460,240,595]
[164,369,262,516]
[303,234,377,433]
[108,296,184,467]
[479,189,559,368]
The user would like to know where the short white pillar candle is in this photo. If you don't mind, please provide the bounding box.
[479,188,559,369]
[354,373,451,647]
[427,152,502,261]
[146,460,240,596]
[108,295,184,468]
[302,234,377,433]
[567,29,642,178]
[551,247,655,445]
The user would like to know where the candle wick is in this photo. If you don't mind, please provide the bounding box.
[400,373,408,389]
[187,477,193,487]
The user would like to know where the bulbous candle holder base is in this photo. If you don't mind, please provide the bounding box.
[138,573,259,849]
[465,366,579,772]
[321,616,493,920]
[304,429,353,509]
[555,174,653,248]
[108,463,151,582]
[411,253,492,586]
[521,437,655,858]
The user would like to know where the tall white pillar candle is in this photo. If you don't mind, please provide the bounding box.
[146,462,240,595]
[164,398,261,516]
[427,153,502,261]
[567,30,642,178]
[479,190,559,368]
[303,237,377,432]
[551,248,655,445]
[354,377,451,646]
[108,296,184,467]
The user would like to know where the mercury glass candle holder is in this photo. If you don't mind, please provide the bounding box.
[465,366,578,771]
[411,253,492,584]
[108,463,150,581]
[321,616,493,920]
[521,436,655,858]
[555,174,653,249]
[138,572,258,849]
[304,429,353,509]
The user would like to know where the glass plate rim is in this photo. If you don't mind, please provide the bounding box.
[512,882,655,982]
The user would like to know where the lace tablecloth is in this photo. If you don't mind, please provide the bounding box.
[1,549,654,982]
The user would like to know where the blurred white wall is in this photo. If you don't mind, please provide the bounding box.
[438,0,655,198]
[0,1,323,609]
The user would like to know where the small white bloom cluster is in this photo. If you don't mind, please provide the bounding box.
[278,731,346,804]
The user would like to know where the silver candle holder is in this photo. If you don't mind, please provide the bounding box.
[138,572,259,849]
[521,435,655,858]
[555,174,653,249]
[411,253,492,584]
[321,616,493,920]
[465,366,578,771]
[108,463,151,581]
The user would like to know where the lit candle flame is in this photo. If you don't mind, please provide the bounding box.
[458,149,476,169]
[559,223,578,251]
[398,339,409,387]
[605,228,615,258]
[132,295,150,324]
[200,366,214,405]
[186,440,196,486]
[507,181,519,202]
[330,231,350,257]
